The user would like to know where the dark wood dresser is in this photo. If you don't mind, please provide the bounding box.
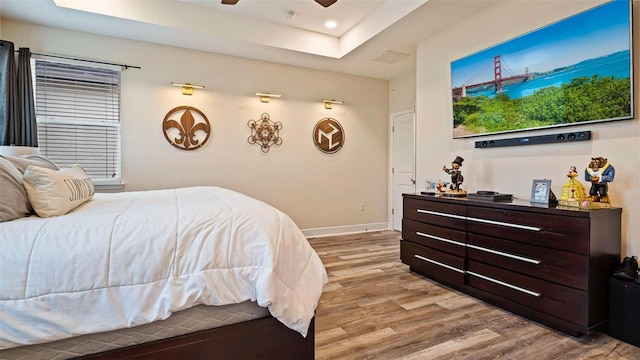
[401,193,622,336]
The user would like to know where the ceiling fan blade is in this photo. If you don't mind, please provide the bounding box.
[221,0,239,4]
[315,0,337,8]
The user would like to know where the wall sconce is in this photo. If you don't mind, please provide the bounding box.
[171,82,205,95]
[323,99,344,109]
[255,92,282,103]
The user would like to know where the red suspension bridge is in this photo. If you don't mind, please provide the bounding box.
[452,55,530,102]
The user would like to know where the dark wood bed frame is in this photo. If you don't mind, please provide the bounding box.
[79,316,314,359]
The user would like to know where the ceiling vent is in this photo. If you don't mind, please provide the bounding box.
[372,50,410,64]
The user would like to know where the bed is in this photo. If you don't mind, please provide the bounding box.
[0,155,327,359]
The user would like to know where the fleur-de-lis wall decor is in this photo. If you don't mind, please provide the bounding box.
[162,106,211,151]
[247,113,282,153]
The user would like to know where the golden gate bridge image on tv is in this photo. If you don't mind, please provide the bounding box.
[452,55,531,102]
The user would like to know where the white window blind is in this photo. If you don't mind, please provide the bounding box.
[32,58,121,185]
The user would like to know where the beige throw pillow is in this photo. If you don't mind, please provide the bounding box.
[3,154,61,214]
[0,156,31,222]
[23,165,95,218]
[4,154,60,174]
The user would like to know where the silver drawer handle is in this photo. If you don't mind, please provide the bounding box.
[467,216,542,232]
[417,209,466,220]
[467,271,541,297]
[415,254,465,274]
[418,210,542,232]
[467,244,541,264]
[416,232,466,247]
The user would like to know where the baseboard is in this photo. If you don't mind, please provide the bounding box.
[302,222,389,238]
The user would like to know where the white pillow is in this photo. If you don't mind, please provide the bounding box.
[22,165,95,218]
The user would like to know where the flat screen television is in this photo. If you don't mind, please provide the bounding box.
[450,0,634,139]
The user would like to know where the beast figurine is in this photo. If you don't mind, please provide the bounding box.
[585,157,615,203]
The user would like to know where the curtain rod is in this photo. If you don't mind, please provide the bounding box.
[17,50,141,70]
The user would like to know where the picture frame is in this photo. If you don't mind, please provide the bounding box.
[530,179,552,204]
[424,179,440,194]
[450,0,633,139]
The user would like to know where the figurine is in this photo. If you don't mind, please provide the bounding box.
[443,156,464,192]
[585,157,614,203]
[436,181,450,193]
[560,165,587,201]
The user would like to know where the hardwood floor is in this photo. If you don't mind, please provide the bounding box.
[309,231,639,360]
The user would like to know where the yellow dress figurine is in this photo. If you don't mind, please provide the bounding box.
[560,166,587,201]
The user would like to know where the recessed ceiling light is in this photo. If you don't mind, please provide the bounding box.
[324,20,337,29]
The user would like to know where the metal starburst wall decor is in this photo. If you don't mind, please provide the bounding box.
[247,113,282,153]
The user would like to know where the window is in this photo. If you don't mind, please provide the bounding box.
[32,56,121,187]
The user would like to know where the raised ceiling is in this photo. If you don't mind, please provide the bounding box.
[0,0,499,79]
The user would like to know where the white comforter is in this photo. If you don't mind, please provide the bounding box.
[0,187,327,350]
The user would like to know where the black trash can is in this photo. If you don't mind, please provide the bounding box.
[608,276,640,347]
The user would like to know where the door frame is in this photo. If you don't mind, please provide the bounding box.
[388,109,416,231]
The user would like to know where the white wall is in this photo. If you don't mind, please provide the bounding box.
[389,70,416,114]
[1,20,390,233]
[413,0,639,257]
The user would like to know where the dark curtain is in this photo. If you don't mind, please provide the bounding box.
[0,40,18,146]
[17,47,37,147]
[0,41,37,147]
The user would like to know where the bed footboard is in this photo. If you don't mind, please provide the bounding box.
[78,316,314,360]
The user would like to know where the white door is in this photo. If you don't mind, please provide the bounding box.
[392,110,415,231]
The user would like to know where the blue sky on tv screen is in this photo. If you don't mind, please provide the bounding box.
[450,0,631,88]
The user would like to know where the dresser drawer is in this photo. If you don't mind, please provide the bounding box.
[467,233,588,290]
[402,218,466,257]
[404,197,466,231]
[401,240,465,286]
[467,260,587,326]
[466,207,589,253]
